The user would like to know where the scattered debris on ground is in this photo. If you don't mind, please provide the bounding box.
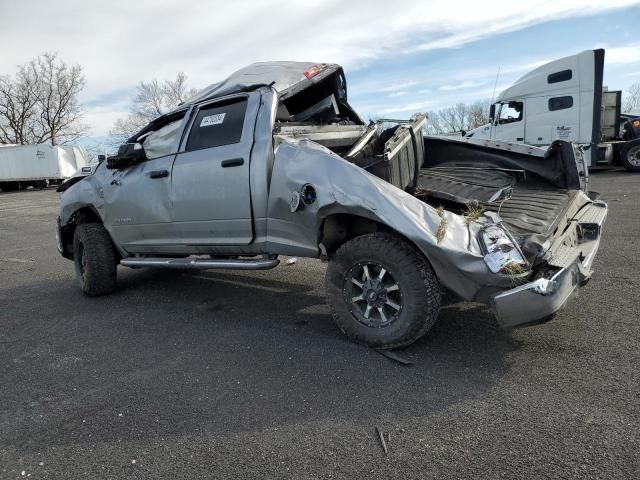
[376,349,413,366]
[375,426,388,456]
[285,257,298,266]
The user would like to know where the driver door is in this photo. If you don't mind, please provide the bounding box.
[102,111,189,252]
[494,101,525,143]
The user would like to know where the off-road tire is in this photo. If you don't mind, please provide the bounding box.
[73,224,117,297]
[621,139,640,172]
[326,232,441,349]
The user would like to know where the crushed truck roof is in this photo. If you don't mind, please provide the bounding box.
[183,61,343,106]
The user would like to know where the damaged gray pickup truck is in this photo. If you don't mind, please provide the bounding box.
[56,62,607,349]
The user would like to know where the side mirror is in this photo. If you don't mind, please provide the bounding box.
[489,104,496,122]
[107,142,147,169]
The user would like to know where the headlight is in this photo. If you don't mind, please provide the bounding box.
[479,224,528,274]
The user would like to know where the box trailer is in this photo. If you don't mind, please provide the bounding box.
[0,144,93,191]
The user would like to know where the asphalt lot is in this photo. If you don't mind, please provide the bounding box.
[0,170,638,479]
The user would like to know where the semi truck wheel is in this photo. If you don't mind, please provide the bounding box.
[1,182,20,192]
[326,232,441,349]
[621,140,640,172]
[73,224,117,297]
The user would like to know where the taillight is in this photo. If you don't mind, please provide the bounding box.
[304,64,326,79]
[479,224,528,274]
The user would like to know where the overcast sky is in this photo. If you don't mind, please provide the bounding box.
[1,0,639,144]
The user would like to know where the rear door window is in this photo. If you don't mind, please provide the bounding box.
[186,98,248,152]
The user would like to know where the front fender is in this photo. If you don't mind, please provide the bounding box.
[59,163,111,226]
[57,164,128,258]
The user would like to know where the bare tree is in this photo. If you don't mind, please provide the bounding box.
[425,110,443,135]
[426,99,491,135]
[32,53,87,145]
[0,67,39,144]
[623,83,640,113]
[110,73,198,143]
[0,52,87,145]
[467,99,491,129]
[439,103,469,133]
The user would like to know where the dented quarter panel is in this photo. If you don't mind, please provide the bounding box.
[266,139,515,301]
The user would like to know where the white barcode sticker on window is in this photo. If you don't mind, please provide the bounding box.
[200,113,226,127]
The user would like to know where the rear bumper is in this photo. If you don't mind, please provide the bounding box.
[492,258,590,329]
[491,200,606,329]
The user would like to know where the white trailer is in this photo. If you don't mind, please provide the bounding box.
[0,144,93,191]
[465,49,640,171]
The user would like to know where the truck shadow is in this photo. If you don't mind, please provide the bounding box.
[2,264,521,451]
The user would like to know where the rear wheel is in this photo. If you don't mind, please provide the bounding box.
[326,232,441,349]
[1,182,20,192]
[621,140,640,172]
[73,224,117,296]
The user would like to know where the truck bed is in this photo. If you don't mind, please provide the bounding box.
[415,167,576,241]
[481,188,573,239]
[276,117,582,244]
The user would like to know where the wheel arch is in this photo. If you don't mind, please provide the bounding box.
[319,213,435,266]
[324,229,442,348]
[59,205,105,259]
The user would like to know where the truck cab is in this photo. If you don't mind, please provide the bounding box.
[466,49,640,171]
[467,50,603,161]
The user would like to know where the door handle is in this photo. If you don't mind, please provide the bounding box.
[516,137,524,141]
[149,169,169,179]
[221,158,244,168]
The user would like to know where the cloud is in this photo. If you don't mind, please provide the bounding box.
[1,0,639,136]
[83,104,130,138]
[410,0,639,53]
[439,80,484,91]
[603,42,640,65]
[379,81,419,93]
[377,100,435,115]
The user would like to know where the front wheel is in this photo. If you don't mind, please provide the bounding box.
[326,233,441,349]
[621,140,640,172]
[73,224,118,296]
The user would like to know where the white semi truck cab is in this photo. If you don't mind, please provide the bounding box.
[466,49,640,171]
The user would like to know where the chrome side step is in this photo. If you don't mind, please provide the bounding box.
[120,257,279,270]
